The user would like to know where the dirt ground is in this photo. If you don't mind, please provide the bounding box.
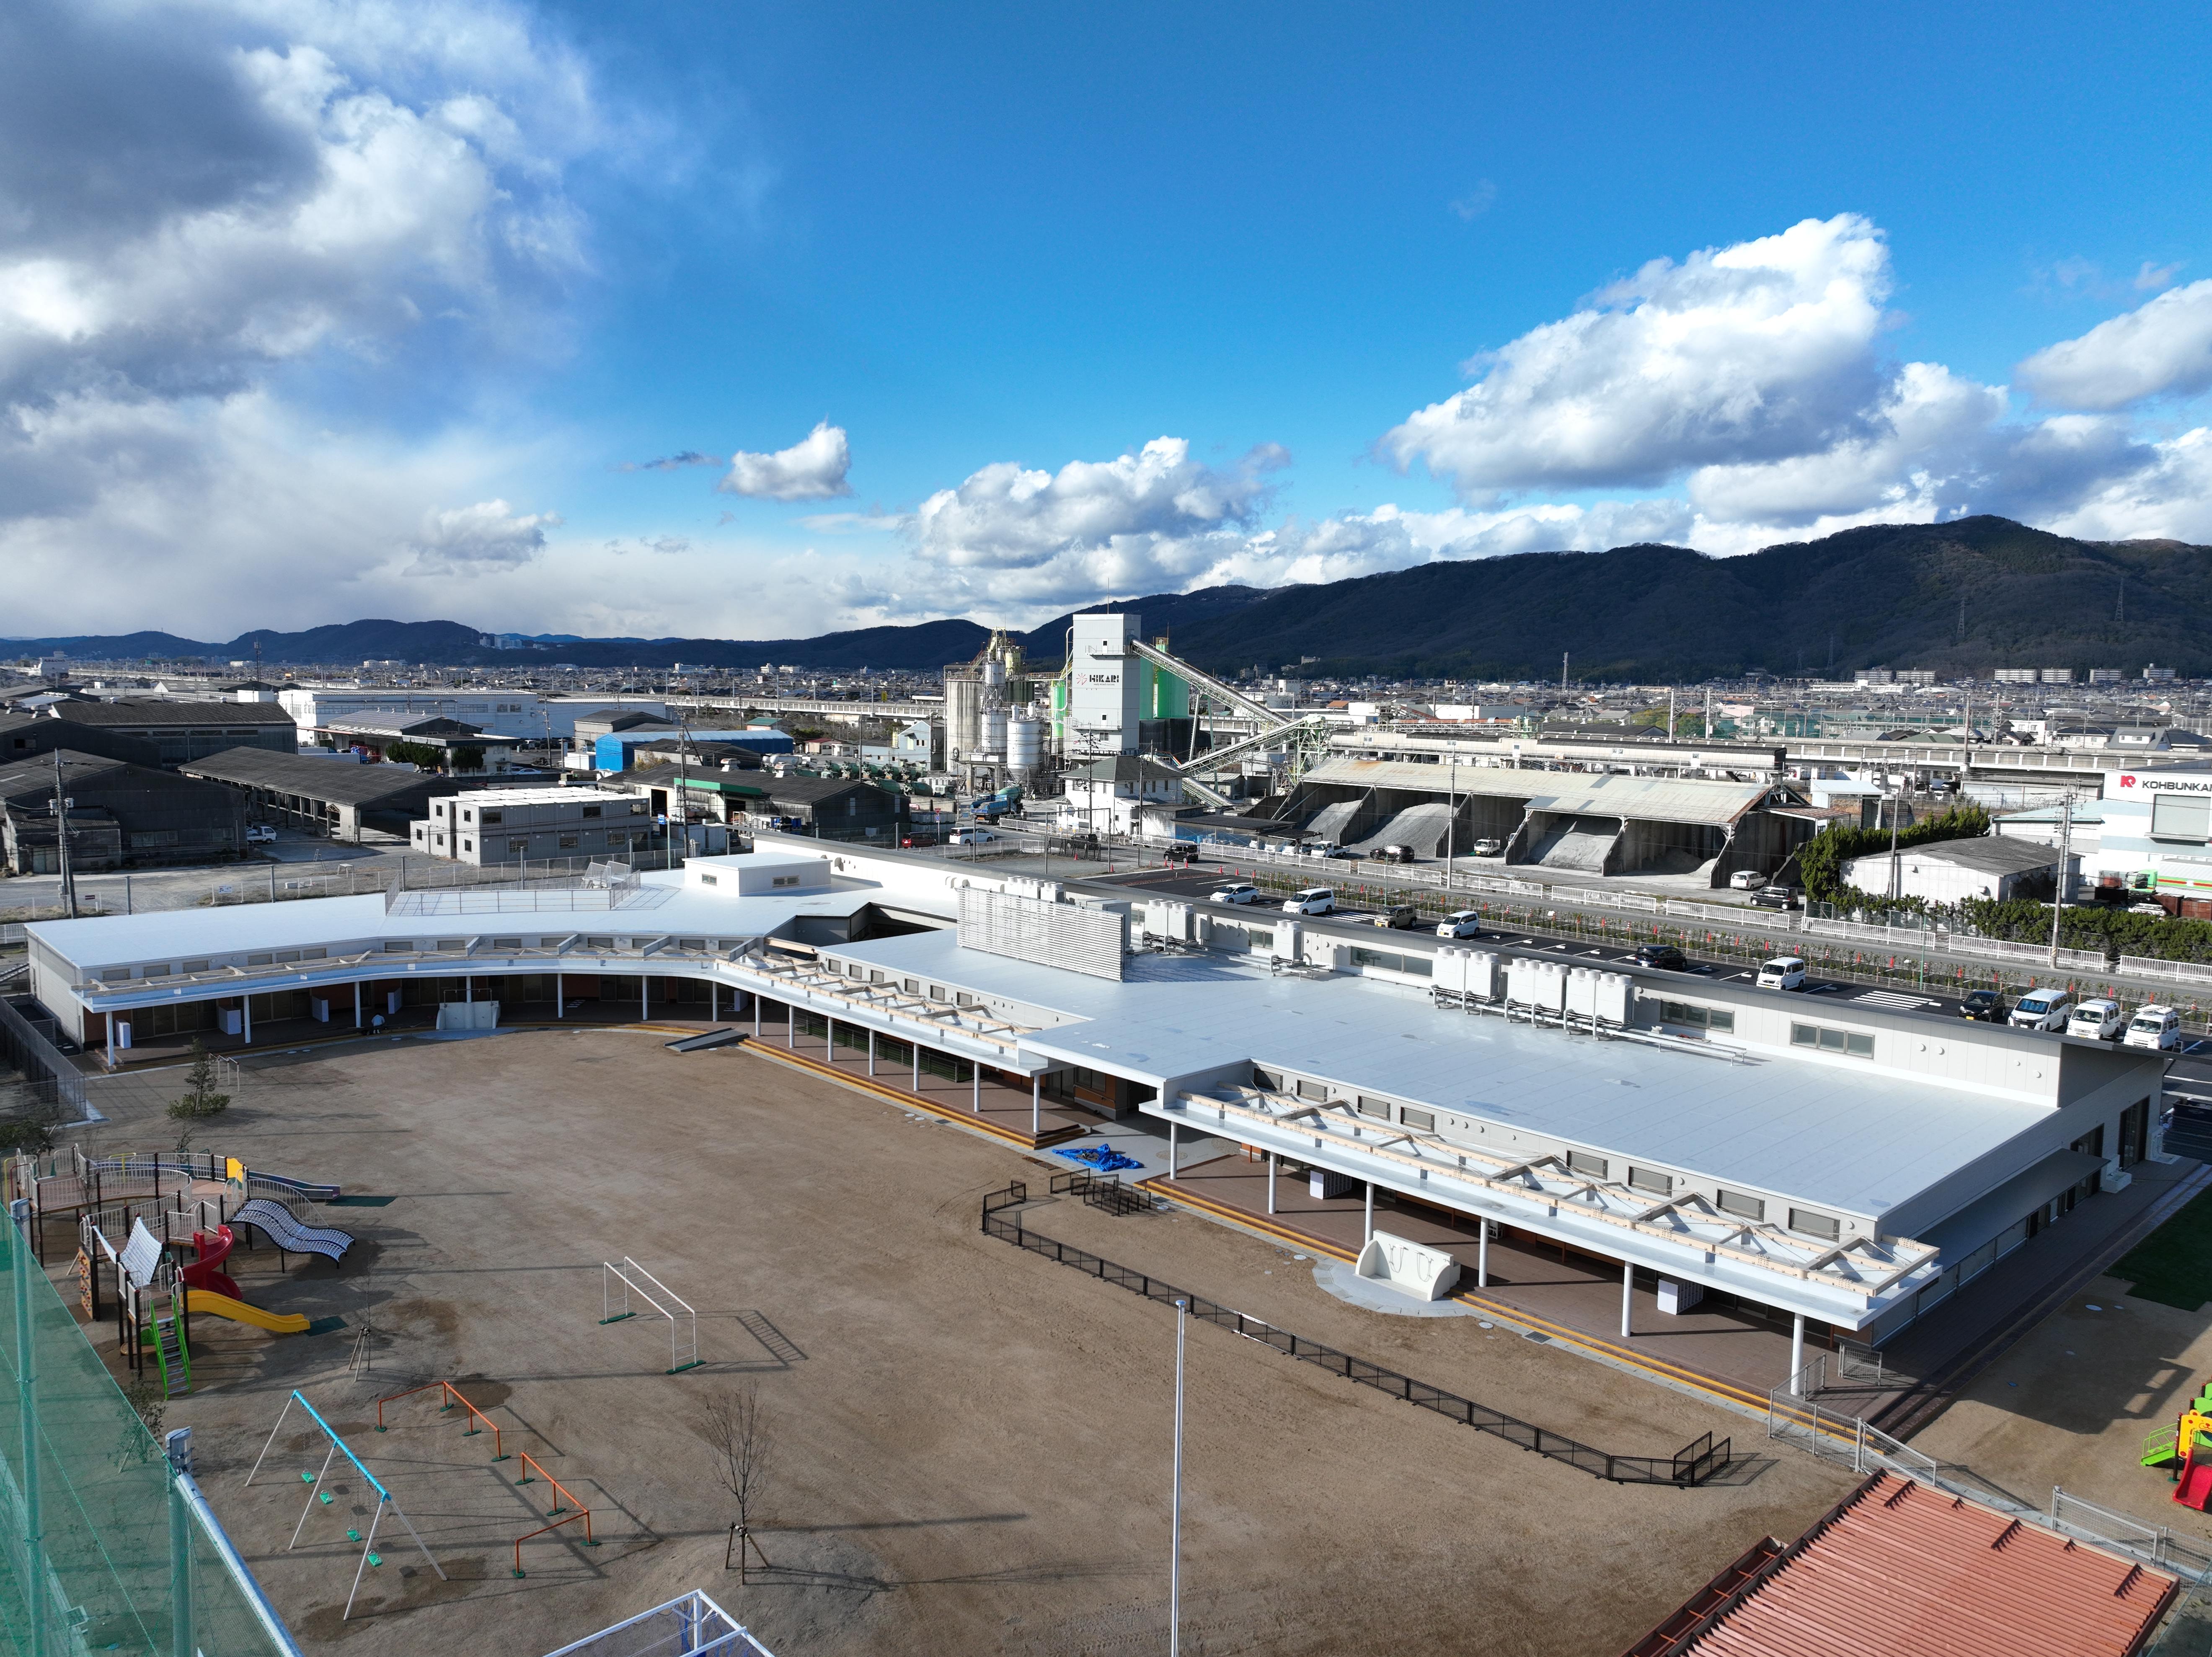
[1913,1268,2212,1541]
[81,1030,1857,1657]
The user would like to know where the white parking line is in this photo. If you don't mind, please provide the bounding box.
[1853,990,1938,1009]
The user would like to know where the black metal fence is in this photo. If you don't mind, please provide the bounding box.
[1048,1169,1150,1217]
[981,1183,1730,1487]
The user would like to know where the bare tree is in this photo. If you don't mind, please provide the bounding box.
[700,1383,773,1580]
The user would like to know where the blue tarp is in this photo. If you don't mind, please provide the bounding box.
[1052,1144,1143,1174]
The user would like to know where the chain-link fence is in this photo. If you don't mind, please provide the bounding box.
[0,1209,299,1653]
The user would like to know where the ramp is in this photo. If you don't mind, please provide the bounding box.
[1524,815,1623,874]
[1353,800,1457,858]
[1303,799,1363,844]
[666,1028,744,1052]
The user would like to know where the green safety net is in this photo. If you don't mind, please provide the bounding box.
[0,1219,297,1655]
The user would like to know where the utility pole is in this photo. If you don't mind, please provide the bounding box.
[1703,686,1713,740]
[50,748,77,919]
[1560,653,1569,692]
[1667,687,1676,741]
[2049,791,2075,968]
[1171,1297,1187,1657]
[1886,787,1903,904]
[1445,750,1458,899]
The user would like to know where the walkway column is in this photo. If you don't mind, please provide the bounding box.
[1169,1122,1179,1180]
[1267,1154,1276,1215]
[827,1017,837,1066]
[242,998,251,1046]
[710,982,717,1022]
[641,977,649,1022]
[1789,1314,1806,1395]
[106,1017,115,1071]
[354,982,362,1029]
[911,1043,920,1093]
[972,1065,980,1114]
[556,972,563,1018]
[787,1001,795,1050]
[868,1030,876,1077]
[1620,1259,1633,1340]
[753,996,761,1038]
[1031,1074,1040,1138]
[1477,1221,1488,1288]
[465,975,472,1004]
[1363,1181,1374,1243]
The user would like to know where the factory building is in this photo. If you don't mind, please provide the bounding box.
[181,750,509,842]
[1839,836,2075,904]
[0,699,296,765]
[0,751,246,873]
[2094,767,2212,913]
[277,688,669,741]
[21,839,2165,1400]
[410,787,651,864]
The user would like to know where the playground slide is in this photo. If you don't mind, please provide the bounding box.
[244,1170,342,1200]
[232,1199,355,1265]
[184,1289,310,1335]
[2176,1461,2212,1513]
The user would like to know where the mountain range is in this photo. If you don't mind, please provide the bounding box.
[8,517,2207,681]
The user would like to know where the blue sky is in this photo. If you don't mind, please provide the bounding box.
[6,1,2212,641]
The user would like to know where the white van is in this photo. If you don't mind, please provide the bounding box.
[2125,1006,2183,1051]
[1728,869,1765,891]
[2009,988,2073,1032]
[1755,957,1807,991]
[1282,886,1336,916]
[2065,999,2124,1041]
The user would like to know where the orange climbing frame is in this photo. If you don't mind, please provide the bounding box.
[511,1451,595,1577]
[374,1380,505,1461]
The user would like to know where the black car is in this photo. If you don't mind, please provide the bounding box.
[1162,841,1199,864]
[1959,989,2007,1022]
[1635,943,1689,971]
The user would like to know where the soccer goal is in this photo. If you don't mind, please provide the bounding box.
[600,1257,703,1373]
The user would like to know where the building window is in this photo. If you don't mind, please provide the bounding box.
[560,834,579,849]
[1252,1067,1282,1090]
[2120,1098,2151,1168]
[700,872,717,885]
[1566,1150,1608,1179]
[481,810,503,825]
[1295,1079,1328,1102]
[435,939,466,952]
[1790,1022,1874,1058]
[1355,1094,1391,1119]
[462,810,475,823]
[382,942,413,953]
[462,839,473,852]
[1656,1000,1734,1034]
[1401,1106,1436,1133]
[182,960,209,974]
[246,954,272,967]
[772,875,800,888]
[1628,1167,1672,1196]
[492,937,522,950]
[1718,1190,1766,1222]
[2150,792,2212,843]
[583,805,602,818]
[1788,1208,1841,1241]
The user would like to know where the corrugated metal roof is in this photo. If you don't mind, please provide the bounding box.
[1300,757,1778,826]
[178,748,501,807]
[1664,1473,2175,1657]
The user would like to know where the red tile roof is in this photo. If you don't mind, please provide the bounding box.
[1630,1473,2178,1657]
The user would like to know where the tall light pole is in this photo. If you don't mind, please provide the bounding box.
[1171,1296,1187,1657]
[2049,790,2075,968]
[50,748,77,919]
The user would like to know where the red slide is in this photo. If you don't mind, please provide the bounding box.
[179,1226,242,1302]
[2175,1458,2212,1513]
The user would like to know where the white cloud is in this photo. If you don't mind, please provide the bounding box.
[405,498,558,574]
[2017,279,2212,410]
[1383,214,1893,494]
[717,421,853,501]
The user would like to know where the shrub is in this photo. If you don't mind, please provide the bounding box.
[166,1038,231,1120]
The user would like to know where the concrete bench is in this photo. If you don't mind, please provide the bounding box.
[1354,1229,1462,1301]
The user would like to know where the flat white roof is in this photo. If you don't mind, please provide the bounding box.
[830,929,2047,1225]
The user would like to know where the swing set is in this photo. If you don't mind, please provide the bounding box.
[245,1390,447,1620]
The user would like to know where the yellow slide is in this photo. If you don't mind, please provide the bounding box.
[184,1289,310,1335]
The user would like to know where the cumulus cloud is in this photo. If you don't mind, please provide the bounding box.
[2017,279,2212,410]
[0,0,595,635]
[404,499,558,574]
[1383,214,1893,494]
[716,421,853,501]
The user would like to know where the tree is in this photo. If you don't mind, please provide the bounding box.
[451,745,486,773]
[700,1383,773,1580]
[166,1038,230,1120]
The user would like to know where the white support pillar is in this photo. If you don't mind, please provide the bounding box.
[1267,1153,1277,1215]
[972,1065,980,1115]
[710,982,717,1022]
[1363,1181,1374,1242]
[1620,1259,1633,1340]
[465,975,472,1004]
[827,1017,837,1067]
[105,1016,116,1071]
[911,1044,920,1093]
[556,972,563,1019]
[243,997,252,1046]
[1031,1074,1041,1138]
[641,976,648,1022]
[1168,1121,1179,1180]
[354,981,362,1030]
[1789,1314,1806,1395]
[752,995,761,1038]
[1477,1222,1488,1288]
[868,1030,876,1077]
[787,1001,796,1050]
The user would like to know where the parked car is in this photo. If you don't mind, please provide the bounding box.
[1282,886,1336,916]
[245,824,278,844]
[1207,882,1262,905]
[948,828,996,845]
[2066,998,2125,1041]
[2009,987,2073,1032]
[1636,943,1689,972]
[1371,844,1416,864]
[1315,844,1358,860]
[1470,838,1504,857]
[1437,910,1483,939]
[1749,883,1801,910]
[1162,841,1199,864]
[2131,901,2170,917]
[1958,989,2008,1023]
[1755,956,1808,991]
[1727,869,1765,891]
[1366,903,1421,929]
[2126,1005,2184,1050]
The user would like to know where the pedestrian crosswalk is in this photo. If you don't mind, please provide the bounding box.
[1853,990,1938,1010]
